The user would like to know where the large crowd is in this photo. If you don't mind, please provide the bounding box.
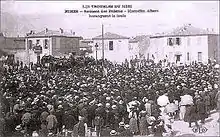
[0,55,219,137]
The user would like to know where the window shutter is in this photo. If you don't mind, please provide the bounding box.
[43,39,45,47]
[109,41,113,50]
[172,38,175,45]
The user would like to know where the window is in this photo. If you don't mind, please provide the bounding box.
[44,39,48,49]
[176,38,181,45]
[109,41,113,50]
[28,40,32,50]
[187,37,191,46]
[198,52,202,62]
[187,52,190,61]
[176,55,181,62]
[36,40,40,45]
[197,37,201,45]
[168,38,174,46]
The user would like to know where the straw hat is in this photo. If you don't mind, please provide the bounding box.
[112,105,117,109]
[119,122,125,127]
[119,100,124,104]
[58,105,63,109]
[106,103,111,107]
[97,103,103,107]
[15,125,22,131]
[110,130,117,136]
[124,124,130,129]
[106,97,111,100]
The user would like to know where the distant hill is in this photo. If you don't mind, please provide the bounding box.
[1,12,36,37]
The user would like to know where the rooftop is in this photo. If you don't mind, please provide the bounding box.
[151,24,218,38]
[129,39,138,43]
[26,28,81,38]
[92,32,129,40]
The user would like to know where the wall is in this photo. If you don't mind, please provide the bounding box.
[0,36,25,51]
[60,37,80,54]
[25,37,52,64]
[52,37,81,57]
[188,35,208,64]
[128,42,139,60]
[147,35,209,64]
[92,39,129,63]
[208,35,220,63]
[0,36,26,63]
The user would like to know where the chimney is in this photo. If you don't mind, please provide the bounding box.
[59,28,64,34]
[45,28,48,34]
[212,28,214,32]
[70,30,75,35]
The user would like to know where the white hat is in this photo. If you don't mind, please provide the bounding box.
[119,100,124,104]
[106,97,111,100]
[110,130,117,136]
[106,103,111,107]
[214,84,218,89]
[58,105,63,109]
[32,131,39,137]
[147,116,156,125]
[97,103,103,107]
[15,125,22,131]
[79,116,84,120]
[112,105,117,109]
[119,122,125,126]
[124,124,130,129]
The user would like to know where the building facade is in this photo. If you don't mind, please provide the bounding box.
[25,28,82,64]
[79,39,93,56]
[92,32,130,63]
[146,24,219,64]
[0,33,26,62]
[128,39,139,60]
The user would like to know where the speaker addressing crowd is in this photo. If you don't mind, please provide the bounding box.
[0,54,219,137]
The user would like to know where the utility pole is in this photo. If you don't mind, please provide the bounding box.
[102,24,104,68]
[95,43,98,64]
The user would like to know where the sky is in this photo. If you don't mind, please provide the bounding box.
[1,1,219,38]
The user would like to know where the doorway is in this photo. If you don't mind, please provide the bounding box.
[175,54,182,63]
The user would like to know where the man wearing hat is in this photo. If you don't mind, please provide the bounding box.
[14,125,24,137]
[46,111,58,135]
[55,105,64,134]
[21,108,32,136]
[117,121,125,134]
[95,103,106,119]
[94,115,104,137]
[87,101,97,128]
[120,124,133,137]
[100,125,112,136]
[196,98,207,124]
